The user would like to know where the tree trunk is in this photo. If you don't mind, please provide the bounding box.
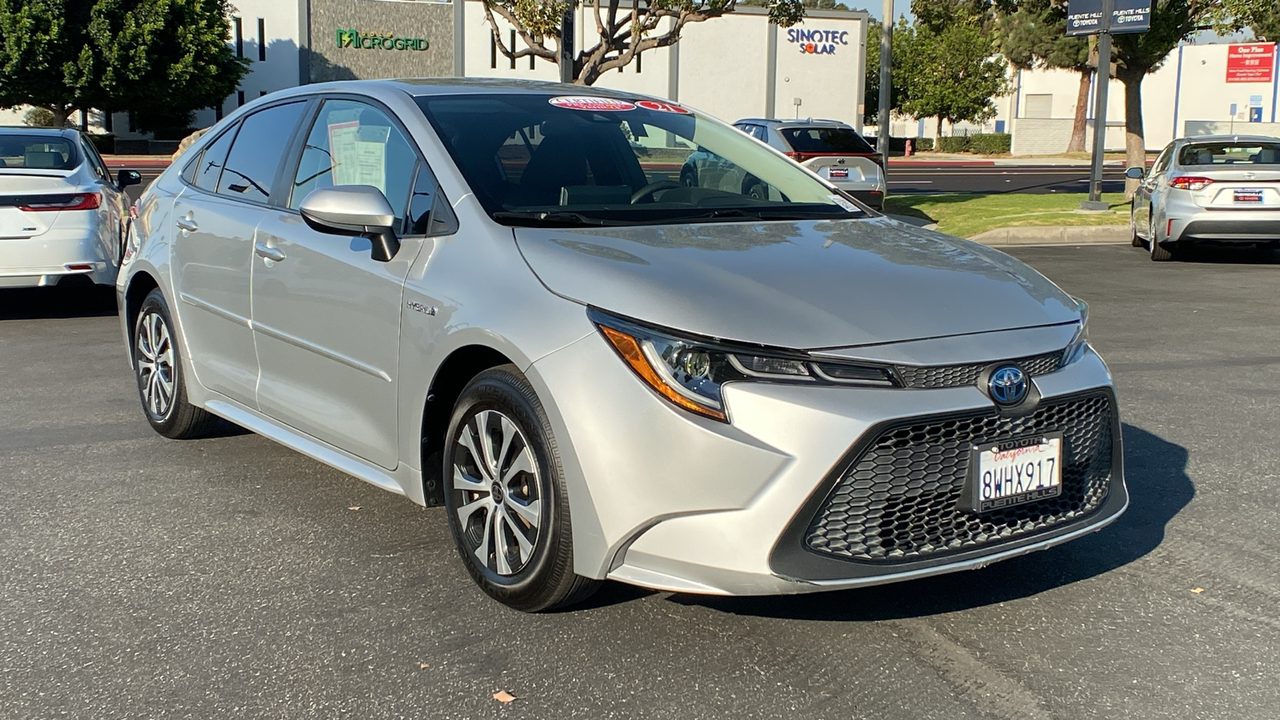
[935,116,943,140]
[1120,72,1145,198]
[49,106,70,128]
[1067,69,1091,154]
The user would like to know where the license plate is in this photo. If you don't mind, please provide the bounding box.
[827,168,849,179]
[1234,189,1264,203]
[966,433,1063,512]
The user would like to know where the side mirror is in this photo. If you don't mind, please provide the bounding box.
[1124,167,1145,180]
[299,185,400,262]
[118,169,142,188]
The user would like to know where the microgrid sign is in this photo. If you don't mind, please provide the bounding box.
[1226,43,1276,83]
[1065,0,1152,36]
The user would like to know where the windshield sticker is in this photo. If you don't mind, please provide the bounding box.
[829,194,859,212]
[635,100,692,115]
[548,96,636,112]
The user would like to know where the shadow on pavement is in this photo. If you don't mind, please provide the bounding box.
[1168,243,1280,265]
[668,422,1192,620]
[0,283,118,320]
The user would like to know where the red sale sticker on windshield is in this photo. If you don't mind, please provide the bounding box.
[548,96,636,112]
[635,100,692,115]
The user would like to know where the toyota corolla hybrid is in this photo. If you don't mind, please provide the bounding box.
[118,79,1126,611]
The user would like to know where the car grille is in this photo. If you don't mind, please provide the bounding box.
[893,351,1063,389]
[804,391,1114,563]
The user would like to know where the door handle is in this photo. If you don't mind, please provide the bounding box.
[254,242,286,263]
[175,216,198,233]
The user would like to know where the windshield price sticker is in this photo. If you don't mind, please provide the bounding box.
[548,96,636,112]
[635,100,692,114]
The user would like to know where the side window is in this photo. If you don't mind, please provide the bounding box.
[217,101,307,203]
[751,125,768,142]
[289,99,418,227]
[79,137,109,181]
[1151,146,1173,175]
[194,128,236,191]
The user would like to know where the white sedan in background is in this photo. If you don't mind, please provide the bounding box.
[0,127,141,288]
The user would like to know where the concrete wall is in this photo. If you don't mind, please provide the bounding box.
[308,0,454,82]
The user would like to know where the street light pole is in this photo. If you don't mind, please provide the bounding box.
[876,0,893,160]
[1082,0,1114,210]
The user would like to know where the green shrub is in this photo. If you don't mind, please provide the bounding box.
[968,133,1012,154]
[86,134,116,155]
[23,107,58,127]
[915,137,934,152]
[937,136,970,153]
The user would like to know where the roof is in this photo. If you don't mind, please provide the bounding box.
[1176,134,1280,144]
[736,118,853,128]
[0,126,76,137]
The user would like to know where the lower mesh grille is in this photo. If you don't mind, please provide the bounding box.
[805,392,1114,563]
[894,351,1063,389]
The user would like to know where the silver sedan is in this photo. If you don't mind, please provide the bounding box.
[1128,135,1280,261]
[0,127,140,288]
[118,79,1126,611]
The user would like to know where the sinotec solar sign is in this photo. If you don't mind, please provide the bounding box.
[1066,0,1151,36]
[786,28,850,55]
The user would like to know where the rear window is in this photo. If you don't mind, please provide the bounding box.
[0,135,78,170]
[780,127,876,155]
[1178,142,1280,166]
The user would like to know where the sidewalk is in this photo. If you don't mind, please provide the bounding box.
[889,153,1132,168]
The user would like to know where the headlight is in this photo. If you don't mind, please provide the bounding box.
[1061,298,1089,366]
[590,309,896,423]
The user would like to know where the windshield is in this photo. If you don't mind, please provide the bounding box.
[0,135,78,170]
[1178,141,1280,166]
[415,94,866,226]
[781,127,876,155]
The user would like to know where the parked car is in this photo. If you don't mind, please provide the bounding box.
[0,127,140,288]
[684,118,885,210]
[119,80,1125,612]
[1128,135,1280,261]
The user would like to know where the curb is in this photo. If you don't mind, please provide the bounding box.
[967,225,1129,247]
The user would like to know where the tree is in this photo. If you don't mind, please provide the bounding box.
[0,0,248,134]
[896,18,1010,137]
[1112,0,1211,194]
[995,0,1092,153]
[1212,0,1280,41]
[484,0,808,85]
[0,0,95,127]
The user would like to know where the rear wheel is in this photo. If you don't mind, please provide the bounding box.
[1149,216,1174,262]
[133,289,220,438]
[443,365,599,612]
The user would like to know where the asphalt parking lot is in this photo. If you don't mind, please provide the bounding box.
[3,243,1279,720]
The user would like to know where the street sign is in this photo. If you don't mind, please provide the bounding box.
[1230,103,1238,116]
[1066,0,1151,36]
[1226,43,1276,83]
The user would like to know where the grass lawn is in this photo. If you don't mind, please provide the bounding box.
[885,192,1129,238]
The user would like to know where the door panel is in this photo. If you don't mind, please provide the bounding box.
[251,211,418,469]
[171,192,265,406]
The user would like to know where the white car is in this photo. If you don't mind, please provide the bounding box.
[0,127,141,288]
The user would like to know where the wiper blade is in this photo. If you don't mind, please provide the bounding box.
[492,210,620,227]
[685,206,863,222]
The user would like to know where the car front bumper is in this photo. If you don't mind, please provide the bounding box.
[529,331,1126,596]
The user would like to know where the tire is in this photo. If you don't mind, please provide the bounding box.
[1148,216,1174,261]
[745,181,766,200]
[680,169,697,188]
[133,289,221,439]
[442,365,599,612]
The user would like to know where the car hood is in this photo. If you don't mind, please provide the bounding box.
[514,216,1080,349]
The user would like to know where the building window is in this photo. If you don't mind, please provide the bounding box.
[490,34,497,69]
[1024,93,1052,119]
[234,17,243,58]
[257,18,265,61]
[237,90,245,107]
[636,52,642,74]
[509,30,516,69]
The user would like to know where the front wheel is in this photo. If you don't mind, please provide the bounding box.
[442,365,599,612]
[133,289,220,438]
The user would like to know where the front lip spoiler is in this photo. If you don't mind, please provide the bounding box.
[777,495,1128,588]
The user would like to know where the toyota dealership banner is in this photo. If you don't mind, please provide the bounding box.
[1066,0,1152,36]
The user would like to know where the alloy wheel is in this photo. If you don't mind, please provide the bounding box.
[135,311,175,419]
[450,409,543,576]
